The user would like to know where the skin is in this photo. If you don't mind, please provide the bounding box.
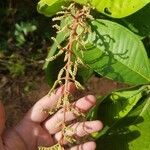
[0,83,103,150]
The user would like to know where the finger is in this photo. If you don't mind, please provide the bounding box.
[54,120,103,144]
[25,82,76,123]
[43,95,96,134]
[0,101,5,135]
[68,141,96,150]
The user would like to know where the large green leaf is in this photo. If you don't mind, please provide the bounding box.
[97,85,149,128]
[74,19,150,85]
[43,17,71,85]
[75,0,150,18]
[77,66,94,84]
[43,17,71,69]
[143,37,150,58]
[96,88,150,150]
[120,3,150,37]
[37,0,70,17]
[45,53,65,86]
[127,96,150,150]
[88,86,150,136]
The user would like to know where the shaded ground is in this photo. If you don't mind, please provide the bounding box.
[0,73,127,128]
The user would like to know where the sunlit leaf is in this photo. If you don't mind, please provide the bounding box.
[74,0,150,18]
[37,0,70,17]
[74,19,150,85]
[96,87,150,150]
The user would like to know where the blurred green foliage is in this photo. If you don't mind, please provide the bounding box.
[15,22,37,46]
[0,0,54,77]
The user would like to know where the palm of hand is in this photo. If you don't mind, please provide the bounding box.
[0,83,102,150]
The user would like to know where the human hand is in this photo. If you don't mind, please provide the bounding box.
[0,83,103,150]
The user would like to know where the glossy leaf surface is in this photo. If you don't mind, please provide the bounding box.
[75,0,150,18]
[96,86,150,150]
[37,0,70,17]
[74,19,150,85]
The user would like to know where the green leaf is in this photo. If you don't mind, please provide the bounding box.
[77,66,94,84]
[37,0,70,17]
[43,17,71,69]
[127,96,150,150]
[74,19,150,85]
[90,85,150,137]
[45,53,65,86]
[143,37,150,58]
[74,0,150,18]
[120,3,150,37]
[96,87,150,150]
[97,85,149,126]
[44,17,72,85]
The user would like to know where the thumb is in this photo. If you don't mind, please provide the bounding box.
[0,101,5,135]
